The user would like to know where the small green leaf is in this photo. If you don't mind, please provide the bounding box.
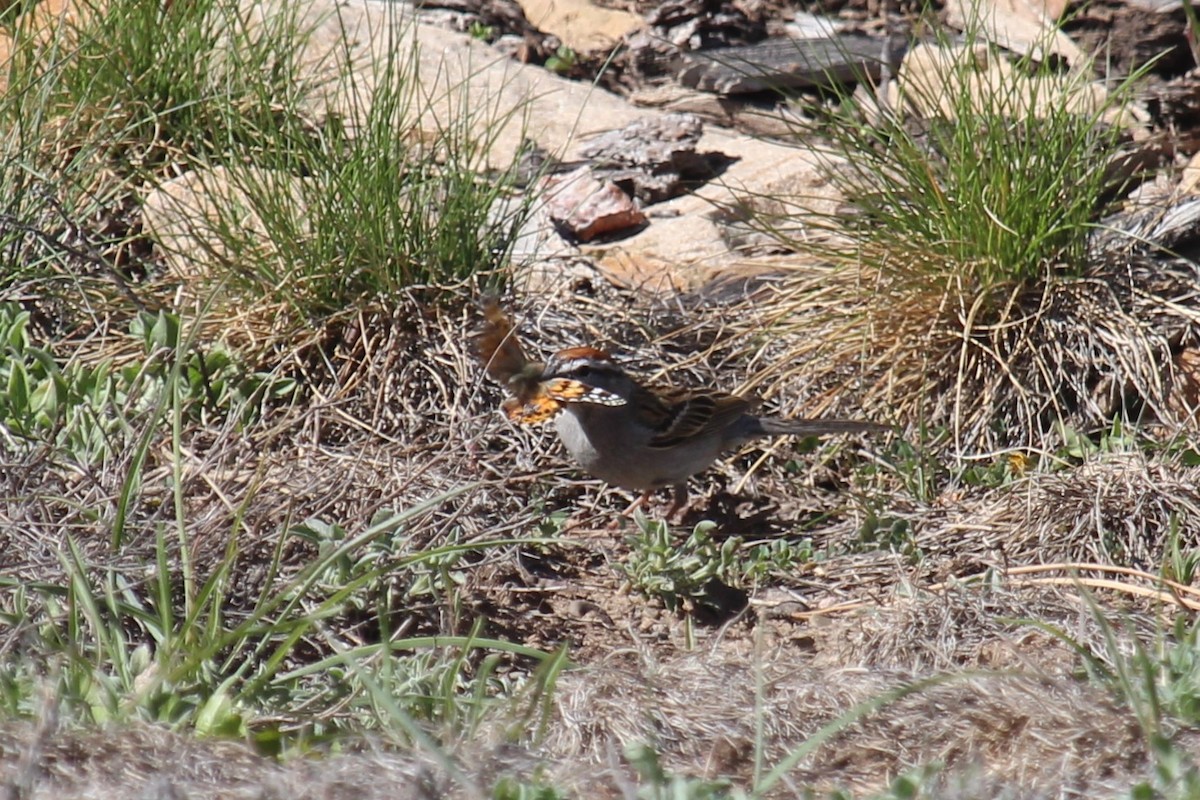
[196,688,245,738]
[150,311,181,350]
[29,377,60,421]
[4,309,29,349]
[7,360,28,412]
[129,310,153,345]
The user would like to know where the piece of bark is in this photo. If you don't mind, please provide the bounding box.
[675,34,909,95]
[579,113,736,203]
[541,166,648,242]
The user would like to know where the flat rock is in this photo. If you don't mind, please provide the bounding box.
[514,0,643,52]
[946,0,1086,66]
[294,0,648,169]
[888,41,1138,129]
[587,135,842,291]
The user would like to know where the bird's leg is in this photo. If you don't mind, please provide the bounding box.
[665,484,689,522]
[622,490,653,517]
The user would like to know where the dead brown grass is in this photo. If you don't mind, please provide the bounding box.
[1,585,1184,799]
[5,278,1200,798]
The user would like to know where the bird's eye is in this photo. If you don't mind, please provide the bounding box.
[573,365,591,378]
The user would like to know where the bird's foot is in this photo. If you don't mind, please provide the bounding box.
[664,484,690,523]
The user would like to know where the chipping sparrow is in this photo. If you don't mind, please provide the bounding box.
[474,300,888,516]
[539,346,887,515]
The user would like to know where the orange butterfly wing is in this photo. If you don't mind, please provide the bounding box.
[474,299,626,426]
[543,378,626,407]
[501,379,627,426]
[473,297,531,384]
[502,391,563,425]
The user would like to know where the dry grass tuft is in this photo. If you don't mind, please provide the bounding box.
[922,451,1200,570]
[724,243,1200,454]
[533,583,1166,797]
[0,719,445,799]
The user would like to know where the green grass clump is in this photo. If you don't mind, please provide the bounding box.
[11,0,309,159]
[196,52,533,320]
[0,0,533,350]
[623,516,816,615]
[0,0,314,290]
[733,21,1195,453]
[823,46,1129,290]
[0,497,563,751]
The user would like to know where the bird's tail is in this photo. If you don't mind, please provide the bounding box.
[754,417,890,437]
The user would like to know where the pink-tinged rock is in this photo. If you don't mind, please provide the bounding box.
[946,0,1084,65]
[541,166,647,242]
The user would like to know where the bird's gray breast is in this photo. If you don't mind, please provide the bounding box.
[553,404,659,491]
